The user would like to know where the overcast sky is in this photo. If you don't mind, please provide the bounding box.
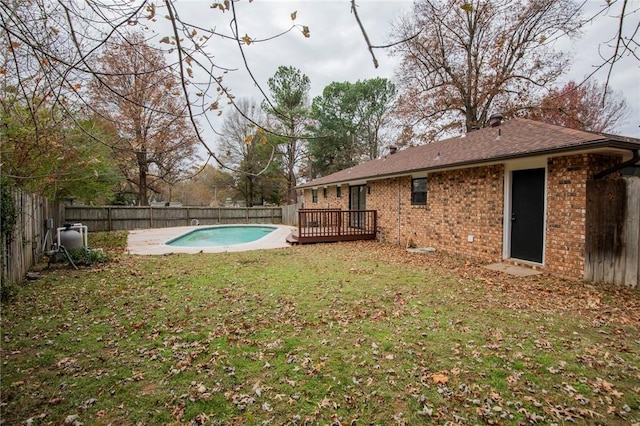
[165,0,639,148]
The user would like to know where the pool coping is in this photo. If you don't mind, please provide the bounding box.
[126,224,295,255]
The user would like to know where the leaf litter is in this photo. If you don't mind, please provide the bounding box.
[1,241,639,424]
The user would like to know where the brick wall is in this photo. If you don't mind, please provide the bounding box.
[427,166,504,261]
[302,166,505,262]
[300,153,624,280]
[367,176,409,245]
[304,185,349,210]
[355,165,505,262]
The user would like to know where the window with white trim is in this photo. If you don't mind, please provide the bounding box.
[411,178,427,205]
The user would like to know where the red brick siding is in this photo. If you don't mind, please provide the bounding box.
[429,166,504,261]
[303,185,349,209]
[367,176,411,245]
[300,153,624,280]
[367,166,504,262]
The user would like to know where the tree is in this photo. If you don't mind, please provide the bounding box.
[197,165,237,206]
[354,78,397,160]
[309,78,396,177]
[522,80,630,133]
[237,135,285,206]
[309,82,360,177]
[0,0,121,203]
[219,98,284,206]
[578,0,639,99]
[0,0,312,181]
[166,165,236,206]
[263,66,311,204]
[0,100,120,203]
[391,0,582,142]
[1,0,635,197]
[90,33,200,206]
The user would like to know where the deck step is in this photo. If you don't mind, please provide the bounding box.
[286,231,299,244]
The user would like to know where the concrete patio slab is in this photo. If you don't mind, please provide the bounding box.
[126,224,295,255]
[484,262,543,277]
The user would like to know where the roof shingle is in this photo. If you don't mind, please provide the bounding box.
[298,118,640,188]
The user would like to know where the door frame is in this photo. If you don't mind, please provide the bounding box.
[502,159,548,264]
[349,184,367,228]
[349,184,367,210]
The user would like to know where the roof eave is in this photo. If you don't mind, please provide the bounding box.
[296,138,639,189]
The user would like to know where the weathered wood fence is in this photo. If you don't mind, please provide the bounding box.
[63,205,294,232]
[281,203,302,225]
[585,176,639,288]
[1,191,62,287]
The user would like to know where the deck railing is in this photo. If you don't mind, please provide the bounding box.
[296,209,377,243]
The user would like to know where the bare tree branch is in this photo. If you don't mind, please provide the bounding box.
[351,0,378,68]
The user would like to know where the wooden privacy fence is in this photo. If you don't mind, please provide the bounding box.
[281,203,302,226]
[585,176,639,288]
[63,205,292,232]
[1,191,62,287]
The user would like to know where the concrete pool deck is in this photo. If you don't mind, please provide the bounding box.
[126,224,295,255]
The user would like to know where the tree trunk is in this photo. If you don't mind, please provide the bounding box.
[248,176,255,207]
[137,149,148,206]
[286,127,297,204]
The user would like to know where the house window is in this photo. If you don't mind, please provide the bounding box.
[336,186,342,198]
[411,178,428,205]
[312,189,318,203]
[323,187,328,198]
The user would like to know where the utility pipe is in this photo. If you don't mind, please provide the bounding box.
[594,149,639,180]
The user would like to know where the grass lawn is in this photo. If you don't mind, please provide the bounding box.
[1,232,639,425]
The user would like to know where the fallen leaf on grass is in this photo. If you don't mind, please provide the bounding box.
[534,339,552,350]
[433,373,449,384]
[252,381,262,396]
[611,389,624,398]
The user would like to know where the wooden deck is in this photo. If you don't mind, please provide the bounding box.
[287,209,377,244]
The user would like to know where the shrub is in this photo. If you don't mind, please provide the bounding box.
[66,247,109,266]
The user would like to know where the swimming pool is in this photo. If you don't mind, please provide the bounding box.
[167,225,277,247]
[126,224,294,255]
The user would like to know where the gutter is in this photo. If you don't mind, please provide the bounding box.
[594,149,640,180]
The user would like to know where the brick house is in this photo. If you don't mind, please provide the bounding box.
[297,118,640,280]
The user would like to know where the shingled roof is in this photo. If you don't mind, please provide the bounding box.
[298,118,640,189]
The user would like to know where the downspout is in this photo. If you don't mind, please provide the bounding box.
[594,149,639,179]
